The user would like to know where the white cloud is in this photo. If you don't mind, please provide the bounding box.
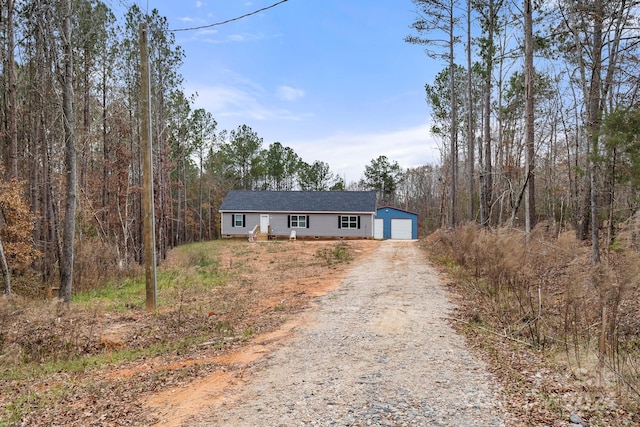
[187,83,310,124]
[195,1,206,7]
[227,34,246,42]
[292,125,440,183]
[197,32,269,44]
[195,28,218,36]
[185,77,437,184]
[276,86,305,102]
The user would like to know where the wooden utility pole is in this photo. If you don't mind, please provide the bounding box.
[140,23,157,311]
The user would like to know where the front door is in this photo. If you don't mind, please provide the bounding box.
[260,214,270,233]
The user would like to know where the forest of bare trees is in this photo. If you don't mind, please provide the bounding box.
[0,1,638,420]
[405,0,640,257]
[1,0,640,301]
[0,1,363,298]
[404,0,640,409]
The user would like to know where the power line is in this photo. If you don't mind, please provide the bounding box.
[170,0,289,32]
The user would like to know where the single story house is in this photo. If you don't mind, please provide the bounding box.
[374,206,419,240]
[219,190,377,239]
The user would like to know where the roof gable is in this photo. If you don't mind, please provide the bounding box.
[220,190,377,213]
[376,206,419,216]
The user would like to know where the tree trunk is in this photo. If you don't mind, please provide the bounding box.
[102,60,110,227]
[480,0,497,228]
[59,0,77,304]
[199,150,204,241]
[524,0,536,233]
[483,60,493,227]
[184,167,189,242]
[175,159,182,246]
[448,1,457,229]
[466,0,475,222]
[587,0,604,264]
[605,147,616,249]
[81,48,91,193]
[7,0,18,179]
[0,236,11,295]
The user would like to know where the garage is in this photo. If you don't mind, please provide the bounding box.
[391,218,413,239]
[375,207,418,240]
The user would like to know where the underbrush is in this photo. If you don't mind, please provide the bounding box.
[0,239,360,425]
[0,240,237,424]
[426,222,640,425]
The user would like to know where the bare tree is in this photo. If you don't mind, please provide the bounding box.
[6,0,18,180]
[466,0,475,222]
[556,0,638,263]
[475,0,504,227]
[524,0,535,233]
[0,236,9,295]
[59,0,77,303]
[407,0,460,227]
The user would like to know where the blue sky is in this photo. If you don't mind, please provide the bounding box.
[132,0,440,183]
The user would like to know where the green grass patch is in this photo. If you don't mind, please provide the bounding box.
[213,320,233,336]
[72,276,145,311]
[173,239,225,260]
[2,384,64,425]
[316,242,352,266]
[230,242,252,257]
[1,335,220,425]
[1,331,219,385]
[72,245,228,310]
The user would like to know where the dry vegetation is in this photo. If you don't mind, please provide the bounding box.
[3,227,640,426]
[0,239,377,426]
[425,222,640,426]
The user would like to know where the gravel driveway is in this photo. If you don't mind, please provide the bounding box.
[194,240,507,426]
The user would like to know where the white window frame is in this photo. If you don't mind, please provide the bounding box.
[340,215,358,229]
[233,214,244,227]
[290,214,307,228]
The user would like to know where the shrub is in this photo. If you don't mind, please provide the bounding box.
[426,223,640,406]
[0,178,39,274]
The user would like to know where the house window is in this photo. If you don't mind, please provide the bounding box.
[290,215,307,228]
[339,215,359,229]
[233,214,245,227]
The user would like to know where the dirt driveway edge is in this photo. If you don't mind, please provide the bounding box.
[184,240,508,426]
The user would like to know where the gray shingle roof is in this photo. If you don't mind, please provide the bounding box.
[219,190,377,213]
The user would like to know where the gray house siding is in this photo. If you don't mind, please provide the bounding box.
[222,212,261,235]
[220,212,374,238]
[219,190,377,239]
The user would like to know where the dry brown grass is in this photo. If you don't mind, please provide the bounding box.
[425,222,640,426]
[74,237,140,294]
[0,238,379,426]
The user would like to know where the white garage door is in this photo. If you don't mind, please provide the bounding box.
[374,218,384,239]
[391,218,412,239]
